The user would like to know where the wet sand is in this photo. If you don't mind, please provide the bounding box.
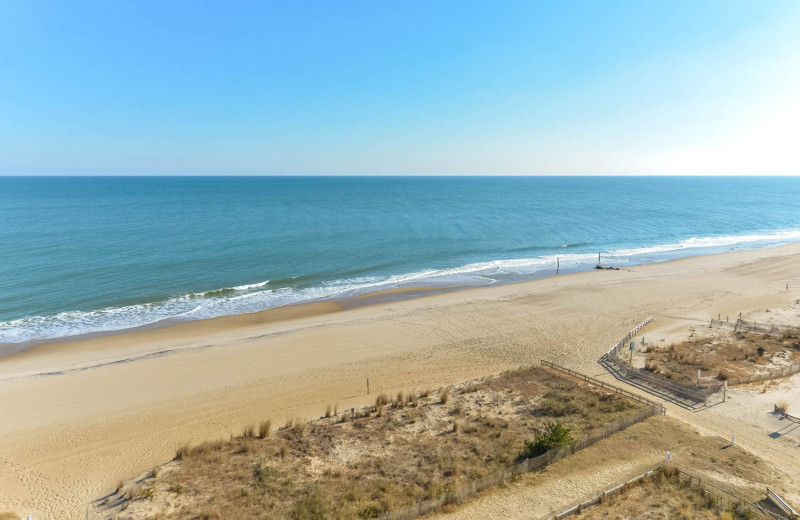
[2,243,800,518]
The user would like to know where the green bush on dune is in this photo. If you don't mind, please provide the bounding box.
[519,421,574,460]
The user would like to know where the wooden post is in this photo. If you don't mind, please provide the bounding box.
[366,378,370,394]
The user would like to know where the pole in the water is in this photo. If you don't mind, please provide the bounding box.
[598,252,601,264]
[557,257,559,275]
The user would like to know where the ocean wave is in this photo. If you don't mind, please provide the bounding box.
[610,230,800,257]
[2,229,799,345]
[231,280,270,291]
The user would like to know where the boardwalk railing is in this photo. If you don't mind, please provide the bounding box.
[767,488,799,519]
[600,318,722,404]
[382,364,662,520]
[541,360,665,414]
[603,317,654,359]
[550,466,788,520]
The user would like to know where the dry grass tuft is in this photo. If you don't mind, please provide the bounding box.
[175,443,190,460]
[375,393,389,407]
[440,388,449,405]
[776,401,790,413]
[242,423,256,438]
[258,420,272,439]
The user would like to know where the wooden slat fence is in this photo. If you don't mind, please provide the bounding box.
[600,317,723,404]
[767,488,799,519]
[708,319,800,385]
[381,363,663,520]
[550,466,789,520]
[774,405,800,425]
[711,317,800,336]
[540,360,665,413]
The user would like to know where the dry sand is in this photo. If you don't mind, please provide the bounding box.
[3,243,800,518]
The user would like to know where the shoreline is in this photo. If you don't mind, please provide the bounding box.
[3,239,798,357]
[2,241,798,380]
[2,241,800,517]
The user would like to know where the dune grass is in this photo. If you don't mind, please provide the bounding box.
[645,329,800,384]
[114,366,649,519]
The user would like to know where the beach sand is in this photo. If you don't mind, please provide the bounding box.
[2,243,800,518]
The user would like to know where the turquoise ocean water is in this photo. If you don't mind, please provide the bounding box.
[2,176,800,347]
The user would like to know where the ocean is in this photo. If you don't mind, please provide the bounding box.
[2,176,800,347]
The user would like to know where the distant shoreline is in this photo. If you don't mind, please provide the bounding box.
[3,240,800,356]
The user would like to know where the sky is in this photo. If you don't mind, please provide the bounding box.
[1,1,799,176]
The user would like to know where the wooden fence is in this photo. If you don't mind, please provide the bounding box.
[767,488,799,519]
[711,317,800,336]
[709,318,800,385]
[724,362,800,386]
[540,360,665,413]
[547,465,661,519]
[774,404,800,425]
[603,317,654,359]
[549,466,789,520]
[382,363,663,520]
[600,317,722,404]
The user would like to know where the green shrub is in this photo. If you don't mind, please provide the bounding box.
[358,504,382,519]
[519,421,574,460]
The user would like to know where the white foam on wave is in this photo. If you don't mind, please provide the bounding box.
[2,229,799,345]
[610,230,800,257]
[231,280,271,291]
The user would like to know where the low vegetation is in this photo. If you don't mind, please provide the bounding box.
[106,366,647,519]
[519,420,574,459]
[644,328,800,385]
[578,467,760,520]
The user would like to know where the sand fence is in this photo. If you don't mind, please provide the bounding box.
[548,465,789,520]
[600,318,724,405]
[383,361,663,520]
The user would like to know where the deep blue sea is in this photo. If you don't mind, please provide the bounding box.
[2,176,800,346]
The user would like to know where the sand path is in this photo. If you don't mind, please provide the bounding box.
[2,244,800,518]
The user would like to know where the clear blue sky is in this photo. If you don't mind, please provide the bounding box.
[2,1,799,175]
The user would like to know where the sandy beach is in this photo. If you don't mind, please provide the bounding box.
[3,243,800,518]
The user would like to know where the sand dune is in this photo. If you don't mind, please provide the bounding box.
[2,243,800,518]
